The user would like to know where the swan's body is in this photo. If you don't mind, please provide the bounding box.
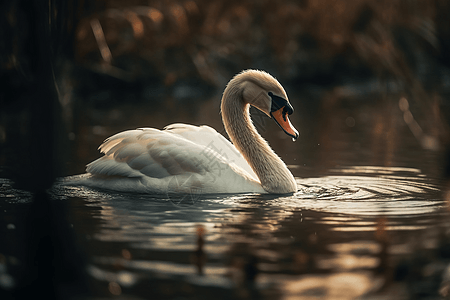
[73,70,299,194]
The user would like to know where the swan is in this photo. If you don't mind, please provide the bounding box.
[72,70,299,194]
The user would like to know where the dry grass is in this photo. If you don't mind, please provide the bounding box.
[72,0,449,145]
[75,0,442,81]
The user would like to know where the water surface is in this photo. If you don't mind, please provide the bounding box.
[41,165,447,299]
[1,90,449,299]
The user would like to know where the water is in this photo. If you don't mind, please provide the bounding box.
[46,166,446,299]
[1,90,450,299]
[2,166,448,299]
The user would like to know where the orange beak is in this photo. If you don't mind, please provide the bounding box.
[271,107,299,140]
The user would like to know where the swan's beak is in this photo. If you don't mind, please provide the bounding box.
[269,92,299,141]
[271,108,299,140]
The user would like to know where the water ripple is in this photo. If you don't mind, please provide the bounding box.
[292,166,442,216]
[213,166,443,216]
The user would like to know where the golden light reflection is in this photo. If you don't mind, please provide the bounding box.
[282,272,373,299]
[252,222,279,233]
[319,220,374,226]
[332,225,428,232]
[328,242,381,254]
[317,254,379,270]
[331,165,421,174]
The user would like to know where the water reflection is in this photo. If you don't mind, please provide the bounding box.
[41,165,448,299]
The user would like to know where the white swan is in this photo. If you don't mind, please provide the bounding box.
[75,70,299,194]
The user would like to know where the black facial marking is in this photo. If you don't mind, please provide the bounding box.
[269,92,294,115]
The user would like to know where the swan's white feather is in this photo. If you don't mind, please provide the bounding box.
[164,123,257,178]
[79,125,265,194]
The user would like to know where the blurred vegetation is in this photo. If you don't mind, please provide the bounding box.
[71,0,450,85]
[1,0,450,164]
[71,0,450,145]
[2,1,450,109]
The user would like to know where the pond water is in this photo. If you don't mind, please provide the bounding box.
[1,86,450,299]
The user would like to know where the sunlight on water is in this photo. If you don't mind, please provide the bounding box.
[48,165,445,270]
[278,272,375,300]
[39,165,449,299]
[216,166,443,217]
[54,166,443,234]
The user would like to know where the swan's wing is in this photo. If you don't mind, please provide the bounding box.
[87,128,202,179]
[86,126,258,182]
[164,123,258,179]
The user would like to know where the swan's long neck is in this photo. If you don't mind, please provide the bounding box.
[221,82,297,194]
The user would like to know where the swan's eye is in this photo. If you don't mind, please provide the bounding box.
[269,92,294,115]
[283,104,294,115]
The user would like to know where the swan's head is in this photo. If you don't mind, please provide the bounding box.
[235,70,299,140]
